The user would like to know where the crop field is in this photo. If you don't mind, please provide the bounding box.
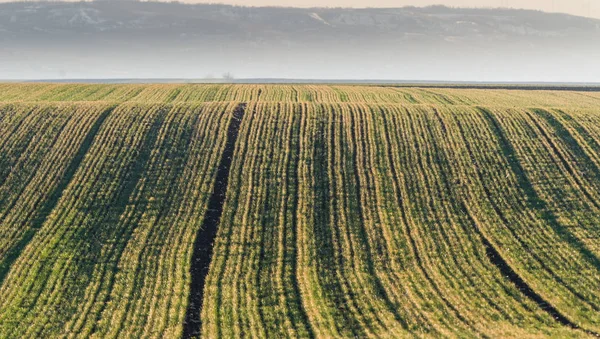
[0,84,600,338]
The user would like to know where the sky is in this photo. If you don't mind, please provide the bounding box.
[170,0,599,19]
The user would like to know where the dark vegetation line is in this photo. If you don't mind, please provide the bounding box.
[309,106,361,337]
[27,107,167,332]
[379,108,480,336]
[416,109,494,337]
[255,88,263,101]
[419,89,455,105]
[555,109,600,154]
[73,107,168,271]
[347,106,408,330]
[422,109,514,322]
[396,91,418,104]
[255,103,279,334]
[326,106,365,338]
[0,105,116,285]
[0,108,73,212]
[183,103,246,339]
[287,104,314,338]
[167,88,182,103]
[433,107,594,335]
[0,105,27,152]
[472,107,600,337]
[88,107,175,335]
[529,108,600,212]
[0,106,54,187]
[477,108,600,312]
[510,109,600,271]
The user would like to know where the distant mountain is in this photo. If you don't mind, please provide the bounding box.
[1,2,599,81]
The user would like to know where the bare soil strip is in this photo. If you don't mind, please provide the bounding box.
[183,103,246,338]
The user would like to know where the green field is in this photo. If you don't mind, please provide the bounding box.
[1,84,600,338]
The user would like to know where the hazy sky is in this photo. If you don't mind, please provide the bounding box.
[174,0,599,19]
[0,0,597,18]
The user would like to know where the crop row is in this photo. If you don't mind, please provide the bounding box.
[453,106,600,332]
[0,85,599,337]
[0,102,235,337]
[0,103,112,279]
[199,102,598,337]
[2,84,600,108]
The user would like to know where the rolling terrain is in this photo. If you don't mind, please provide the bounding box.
[1,84,600,337]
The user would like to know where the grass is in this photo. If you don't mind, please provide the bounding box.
[0,84,599,338]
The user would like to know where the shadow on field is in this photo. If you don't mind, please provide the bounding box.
[0,105,115,285]
[478,107,600,336]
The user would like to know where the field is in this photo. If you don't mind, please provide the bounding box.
[1,84,600,338]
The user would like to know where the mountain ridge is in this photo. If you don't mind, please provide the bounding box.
[1,2,599,81]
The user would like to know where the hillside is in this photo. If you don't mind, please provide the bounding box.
[0,84,600,337]
[1,3,600,81]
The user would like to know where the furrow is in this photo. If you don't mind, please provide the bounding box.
[183,103,246,338]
